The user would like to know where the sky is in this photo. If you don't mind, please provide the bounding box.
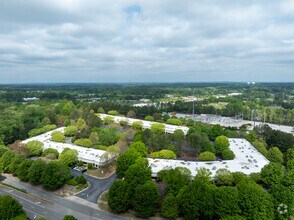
[1,0,294,83]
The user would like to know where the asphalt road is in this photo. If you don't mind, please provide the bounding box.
[1,176,134,220]
[71,170,117,203]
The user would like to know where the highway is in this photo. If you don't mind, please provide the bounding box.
[0,176,134,220]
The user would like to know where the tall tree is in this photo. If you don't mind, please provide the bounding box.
[133,181,160,218]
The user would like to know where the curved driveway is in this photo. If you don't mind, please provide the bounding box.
[71,170,117,203]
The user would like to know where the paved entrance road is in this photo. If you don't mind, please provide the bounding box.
[1,176,134,220]
[71,170,117,203]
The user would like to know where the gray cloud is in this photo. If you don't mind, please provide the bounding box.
[0,0,294,83]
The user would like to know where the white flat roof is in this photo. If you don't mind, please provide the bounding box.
[22,128,113,166]
[148,138,269,177]
[99,114,189,135]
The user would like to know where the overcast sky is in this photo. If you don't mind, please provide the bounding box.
[1,0,294,83]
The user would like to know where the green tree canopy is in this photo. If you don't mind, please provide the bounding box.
[0,146,8,157]
[59,148,78,166]
[108,179,130,213]
[89,132,99,145]
[28,159,47,185]
[151,123,166,134]
[252,140,268,157]
[245,130,257,143]
[198,151,216,161]
[209,124,223,140]
[116,148,141,177]
[269,184,294,220]
[98,128,120,146]
[214,186,241,219]
[103,116,114,124]
[106,145,120,155]
[74,138,93,148]
[179,177,215,220]
[97,107,105,113]
[150,149,176,159]
[51,131,66,143]
[129,141,147,157]
[237,180,274,220]
[166,118,182,126]
[64,126,78,137]
[158,167,191,195]
[41,161,70,190]
[2,150,16,172]
[144,115,154,121]
[26,140,43,156]
[124,158,152,190]
[267,147,284,163]
[260,162,285,187]
[108,110,119,115]
[42,148,59,159]
[0,195,25,219]
[214,135,230,154]
[161,193,179,219]
[133,181,160,218]
[222,149,235,160]
[215,169,234,186]
[16,159,33,181]
[63,215,78,220]
[9,154,25,174]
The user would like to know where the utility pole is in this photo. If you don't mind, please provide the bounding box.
[251,109,253,122]
[192,98,195,118]
[253,109,256,128]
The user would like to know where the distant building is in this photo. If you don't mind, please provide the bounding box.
[23,97,39,102]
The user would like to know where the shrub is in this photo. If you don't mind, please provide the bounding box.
[28,124,57,137]
[108,110,119,115]
[42,148,59,158]
[74,139,93,148]
[132,121,143,130]
[76,176,87,185]
[214,136,229,154]
[150,123,165,134]
[145,115,154,121]
[166,118,182,126]
[106,145,120,154]
[133,132,142,142]
[87,163,93,169]
[267,147,283,163]
[119,120,128,127]
[66,179,78,186]
[215,169,234,186]
[94,145,107,150]
[222,149,235,160]
[97,107,105,113]
[198,151,216,161]
[150,150,176,159]
[26,140,44,156]
[51,131,65,143]
[252,140,268,157]
[64,126,78,137]
[59,148,78,166]
[103,116,114,124]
